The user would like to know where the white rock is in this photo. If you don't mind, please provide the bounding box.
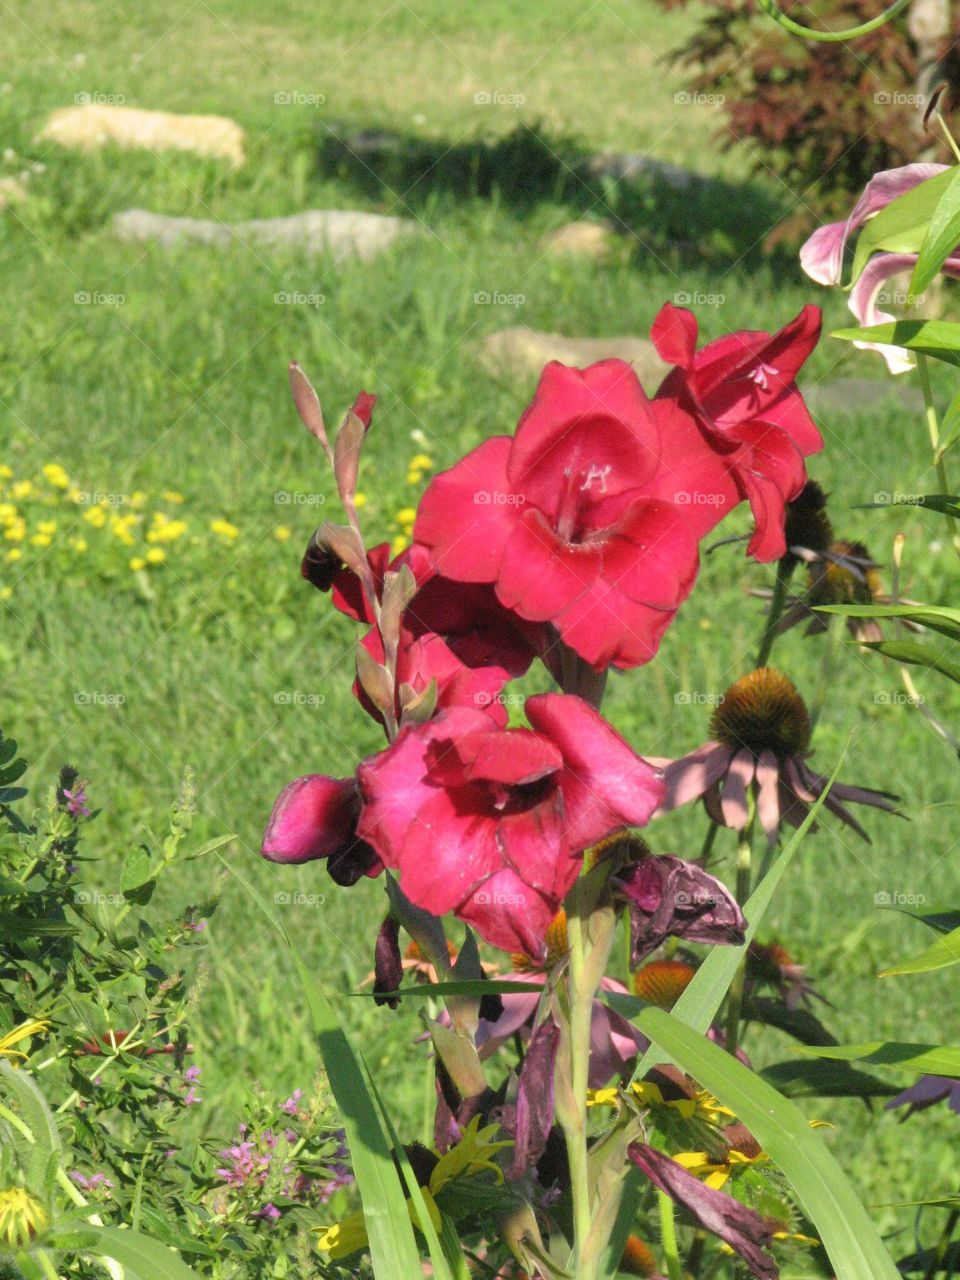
[38,104,246,167]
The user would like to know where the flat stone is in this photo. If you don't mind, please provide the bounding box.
[38,104,246,167]
[804,377,923,415]
[539,220,619,260]
[582,152,706,190]
[474,327,671,390]
[112,208,418,262]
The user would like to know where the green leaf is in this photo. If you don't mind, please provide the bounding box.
[879,923,960,976]
[937,392,960,461]
[850,167,956,285]
[862,639,960,685]
[47,1223,205,1279]
[628,744,845,1083]
[793,1041,960,1078]
[832,319,960,368]
[760,1058,899,1099]
[351,979,538,1000]
[911,167,960,295]
[638,1008,900,1280]
[219,857,433,1280]
[121,847,154,892]
[878,899,960,934]
[817,602,960,642]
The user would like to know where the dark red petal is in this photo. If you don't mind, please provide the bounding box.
[261,775,359,864]
[650,303,699,368]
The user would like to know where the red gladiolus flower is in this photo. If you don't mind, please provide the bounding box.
[260,774,381,885]
[651,304,823,562]
[414,360,701,671]
[357,693,664,955]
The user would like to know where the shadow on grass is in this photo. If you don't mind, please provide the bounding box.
[317,119,797,269]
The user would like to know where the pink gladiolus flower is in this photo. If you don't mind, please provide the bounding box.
[414,359,701,671]
[651,303,823,561]
[357,693,664,955]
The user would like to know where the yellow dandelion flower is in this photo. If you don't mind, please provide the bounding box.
[29,533,52,548]
[11,480,32,500]
[410,454,434,470]
[0,464,12,479]
[353,492,367,508]
[145,547,165,565]
[4,519,26,542]
[406,471,423,485]
[130,490,147,508]
[210,518,239,540]
[42,463,69,489]
[274,525,291,542]
[162,490,184,504]
[395,507,417,527]
[69,537,87,553]
[5,549,21,563]
[147,518,187,543]
[83,508,107,529]
[37,520,57,536]
[129,557,146,571]
[391,535,408,556]
[0,1186,48,1248]
[0,503,16,524]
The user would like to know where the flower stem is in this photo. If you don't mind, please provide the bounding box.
[658,1189,684,1280]
[564,902,595,1280]
[724,820,754,1058]
[755,556,792,669]
[917,353,960,560]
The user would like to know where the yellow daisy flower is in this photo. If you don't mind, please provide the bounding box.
[42,463,69,489]
[0,1187,48,1248]
[0,1018,50,1061]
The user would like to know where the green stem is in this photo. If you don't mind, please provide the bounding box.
[724,822,754,1058]
[36,1250,61,1280]
[697,820,719,867]
[924,1207,960,1280]
[658,1189,684,1280]
[755,557,792,669]
[564,905,595,1280]
[918,353,960,559]
[757,0,910,41]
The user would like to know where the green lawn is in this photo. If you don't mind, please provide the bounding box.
[2,0,959,1240]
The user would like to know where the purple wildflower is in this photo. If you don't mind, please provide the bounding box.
[280,1089,303,1116]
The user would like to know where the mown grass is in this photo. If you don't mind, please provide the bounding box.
[1,0,959,1238]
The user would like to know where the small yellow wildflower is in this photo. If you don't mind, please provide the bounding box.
[210,518,239,540]
[0,464,12,479]
[162,490,184,504]
[0,503,16,524]
[0,1186,48,1248]
[67,487,85,504]
[409,454,434,471]
[145,547,166,564]
[406,471,423,485]
[671,1146,768,1191]
[129,557,146,571]
[29,533,52,548]
[4,519,26,542]
[11,480,32,500]
[0,587,11,601]
[42,463,69,489]
[274,525,291,542]
[69,537,87,553]
[37,520,57,536]
[395,507,417,527]
[130,490,147,508]
[83,507,107,529]
[5,549,21,562]
[391,535,408,556]
[353,492,367,509]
